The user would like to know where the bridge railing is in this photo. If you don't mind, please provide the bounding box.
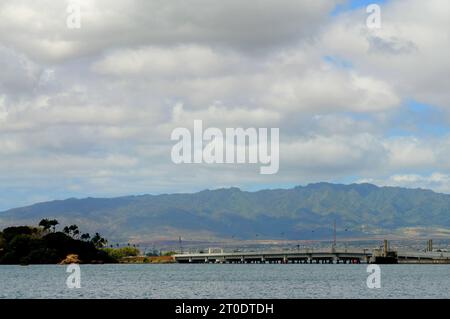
[173,248,372,258]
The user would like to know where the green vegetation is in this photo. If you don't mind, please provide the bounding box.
[63,224,80,238]
[0,219,115,265]
[38,219,59,232]
[145,249,161,257]
[103,246,140,260]
[2,183,450,240]
[91,232,108,248]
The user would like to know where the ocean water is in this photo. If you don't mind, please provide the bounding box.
[0,264,448,299]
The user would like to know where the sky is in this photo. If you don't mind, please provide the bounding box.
[0,0,449,210]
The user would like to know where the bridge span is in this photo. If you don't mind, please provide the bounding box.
[174,248,371,264]
[173,248,450,264]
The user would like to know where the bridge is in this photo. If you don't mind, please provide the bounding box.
[397,250,450,264]
[173,247,450,264]
[175,248,371,264]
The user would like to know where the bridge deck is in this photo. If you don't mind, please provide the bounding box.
[174,249,371,264]
[173,249,450,264]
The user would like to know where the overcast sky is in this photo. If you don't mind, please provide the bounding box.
[0,0,449,210]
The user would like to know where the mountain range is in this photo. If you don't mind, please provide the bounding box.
[1,183,450,243]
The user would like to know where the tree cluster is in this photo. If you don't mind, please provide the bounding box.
[0,219,115,264]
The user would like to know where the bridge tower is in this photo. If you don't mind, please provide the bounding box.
[427,239,433,252]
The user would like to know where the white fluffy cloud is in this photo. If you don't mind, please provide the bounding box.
[321,0,450,108]
[1,0,450,209]
[92,46,244,78]
[360,173,450,194]
[0,0,342,62]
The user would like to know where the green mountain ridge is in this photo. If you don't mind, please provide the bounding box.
[1,183,450,242]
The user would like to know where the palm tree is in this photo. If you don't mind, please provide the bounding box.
[69,225,79,238]
[63,225,80,238]
[48,219,59,232]
[63,226,70,235]
[39,219,51,232]
[80,233,91,241]
[91,232,107,248]
[39,219,59,232]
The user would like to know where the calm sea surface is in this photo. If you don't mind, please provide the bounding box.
[0,264,448,299]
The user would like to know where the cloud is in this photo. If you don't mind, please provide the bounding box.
[168,103,282,128]
[261,67,400,113]
[93,45,244,78]
[92,42,400,115]
[384,137,436,169]
[359,173,450,194]
[321,0,450,108]
[0,46,42,98]
[0,0,342,63]
[281,134,387,175]
[0,0,450,210]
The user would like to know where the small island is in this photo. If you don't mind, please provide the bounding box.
[0,219,176,265]
[0,219,116,264]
